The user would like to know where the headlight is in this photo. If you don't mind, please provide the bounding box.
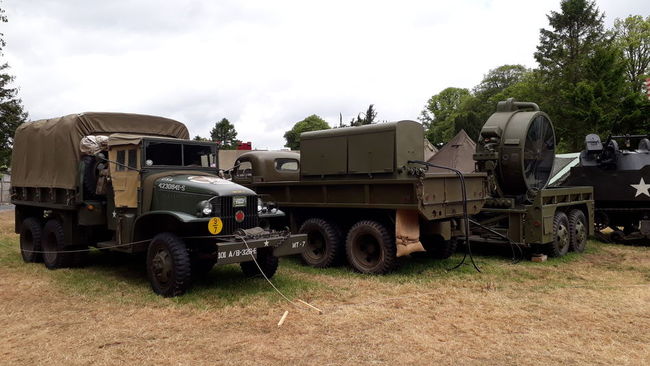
[196,200,212,217]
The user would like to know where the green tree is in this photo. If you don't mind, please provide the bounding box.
[284,114,330,150]
[613,15,650,92]
[473,64,528,98]
[193,135,210,141]
[534,0,605,85]
[532,0,622,151]
[350,104,378,126]
[0,6,28,166]
[210,118,238,149]
[419,87,470,144]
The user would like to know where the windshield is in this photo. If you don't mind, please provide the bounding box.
[145,141,217,168]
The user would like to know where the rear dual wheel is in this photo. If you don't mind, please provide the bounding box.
[545,209,588,257]
[345,220,396,274]
[20,218,43,263]
[299,218,343,268]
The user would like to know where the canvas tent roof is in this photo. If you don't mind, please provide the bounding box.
[427,129,477,173]
[11,112,189,189]
[424,138,438,162]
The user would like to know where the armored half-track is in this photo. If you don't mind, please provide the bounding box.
[559,134,650,242]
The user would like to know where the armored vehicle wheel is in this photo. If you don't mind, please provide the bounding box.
[20,218,43,263]
[299,218,343,268]
[240,248,279,278]
[146,233,191,297]
[42,219,75,269]
[610,230,625,243]
[546,212,570,257]
[568,210,587,253]
[421,234,458,259]
[345,220,396,274]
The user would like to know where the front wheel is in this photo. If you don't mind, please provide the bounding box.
[146,233,191,297]
[345,220,396,274]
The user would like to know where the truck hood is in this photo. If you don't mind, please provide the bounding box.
[154,174,256,196]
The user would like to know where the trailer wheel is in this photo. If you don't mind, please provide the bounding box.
[345,220,396,274]
[546,212,570,257]
[20,218,43,263]
[41,219,75,269]
[240,248,279,278]
[568,209,588,253]
[299,218,343,268]
[146,233,191,297]
[421,234,458,259]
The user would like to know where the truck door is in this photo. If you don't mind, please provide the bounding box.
[109,145,140,208]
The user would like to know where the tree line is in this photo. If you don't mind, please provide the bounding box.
[421,0,650,152]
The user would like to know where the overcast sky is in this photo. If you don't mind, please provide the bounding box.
[3,0,649,149]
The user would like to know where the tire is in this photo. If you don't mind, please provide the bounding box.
[146,233,191,297]
[345,220,396,274]
[191,258,216,278]
[299,218,343,268]
[240,248,279,279]
[41,219,74,269]
[568,209,588,253]
[421,234,458,259]
[545,211,570,257]
[20,217,43,263]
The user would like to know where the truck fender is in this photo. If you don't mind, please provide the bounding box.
[133,211,204,241]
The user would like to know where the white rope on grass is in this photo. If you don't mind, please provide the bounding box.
[236,235,323,314]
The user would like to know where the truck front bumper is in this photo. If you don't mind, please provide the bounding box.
[214,233,307,265]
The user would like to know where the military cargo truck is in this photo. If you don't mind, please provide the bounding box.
[232,121,487,274]
[471,99,594,257]
[11,112,307,297]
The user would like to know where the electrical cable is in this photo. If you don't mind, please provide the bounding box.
[407,160,481,272]
[468,218,524,264]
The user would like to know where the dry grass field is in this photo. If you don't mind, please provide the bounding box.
[1,209,649,365]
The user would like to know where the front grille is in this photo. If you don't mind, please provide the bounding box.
[212,195,259,235]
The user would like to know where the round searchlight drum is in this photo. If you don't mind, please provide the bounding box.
[479,99,556,197]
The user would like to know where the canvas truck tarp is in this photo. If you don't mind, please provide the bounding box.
[427,129,477,173]
[11,112,189,190]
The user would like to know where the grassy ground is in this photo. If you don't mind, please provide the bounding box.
[1,210,649,365]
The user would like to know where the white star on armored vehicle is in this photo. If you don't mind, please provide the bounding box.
[631,178,650,198]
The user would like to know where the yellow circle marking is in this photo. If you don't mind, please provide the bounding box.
[208,217,223,235]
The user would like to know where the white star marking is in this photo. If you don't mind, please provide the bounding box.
[112,210,117,218]
[264,240,269,247]
[631,178,650,198]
